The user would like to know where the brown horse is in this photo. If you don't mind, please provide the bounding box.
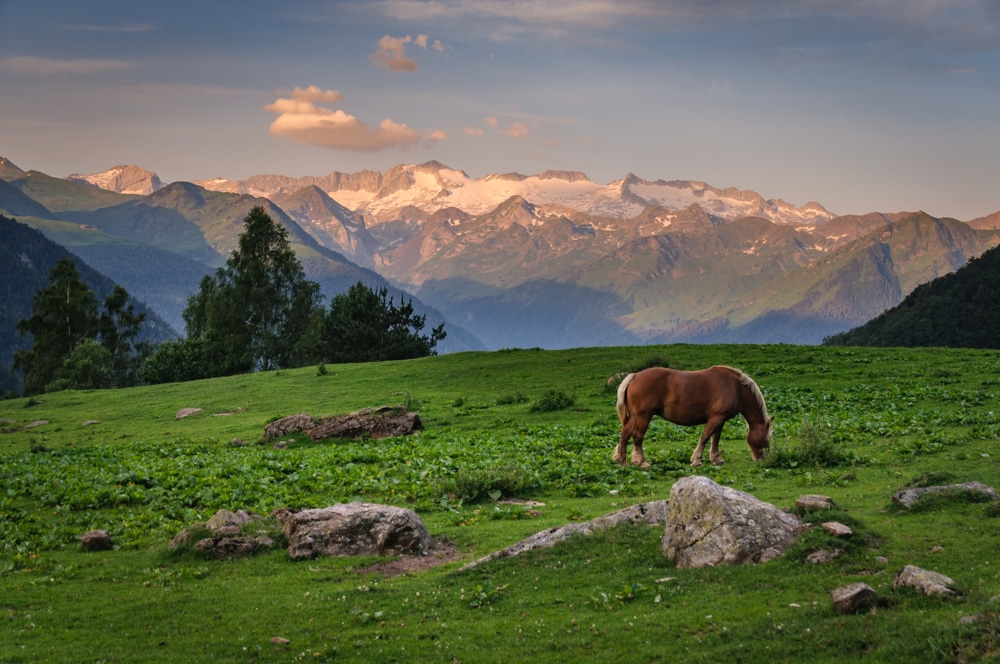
[614,365,773,468]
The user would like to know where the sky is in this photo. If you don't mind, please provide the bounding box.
[1,0,998,219]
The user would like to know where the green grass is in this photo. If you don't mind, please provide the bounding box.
[2,344,1000,662]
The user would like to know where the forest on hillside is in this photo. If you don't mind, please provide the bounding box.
[825,244,1000,348]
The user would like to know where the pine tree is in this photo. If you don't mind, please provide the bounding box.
[14,257,99,395]
[323,282,446,363]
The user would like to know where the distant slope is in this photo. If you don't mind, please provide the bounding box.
[14,179,483,353]
[0,215,177,394]
[824,243,1000,348]
[717,213,1000,343]
[1,169,138,212]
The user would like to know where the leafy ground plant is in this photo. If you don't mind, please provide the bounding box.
[2,344,1000,662]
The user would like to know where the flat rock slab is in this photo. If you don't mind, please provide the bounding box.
[307,406,421,441]
[893,564,956,596]
[892,481,998,508]
[460,500,669,571]
[822,521,853,537]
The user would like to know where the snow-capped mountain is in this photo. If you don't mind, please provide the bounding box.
[193,161,834,227]
[67,164,165,196]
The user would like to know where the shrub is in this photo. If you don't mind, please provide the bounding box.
[530,390,575,412]
[496,391,529,405]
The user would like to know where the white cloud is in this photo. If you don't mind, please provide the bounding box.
[0,56,131,75]
[265,86,445,151]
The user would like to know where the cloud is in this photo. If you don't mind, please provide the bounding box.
[464,127,484,136]
[0,56,131,75]
[501,121,530,138]
[369,33,448,71]
[265,86,444,152]
[61,23,154,33]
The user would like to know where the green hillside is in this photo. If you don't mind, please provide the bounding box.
[2,344,1000,662]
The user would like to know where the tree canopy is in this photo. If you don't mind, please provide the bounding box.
[14,257,148,395]
[322,282,446,363]
[824,243,1000,348]
[181,206,323,376]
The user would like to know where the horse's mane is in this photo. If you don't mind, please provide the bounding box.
[713,365,770,423]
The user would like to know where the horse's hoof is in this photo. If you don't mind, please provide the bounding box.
[711,459,725,466]
[690,460,703,467]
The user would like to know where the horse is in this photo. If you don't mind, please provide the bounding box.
[614,365,773,468]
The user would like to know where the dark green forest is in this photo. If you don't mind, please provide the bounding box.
[825,243,1000,348]
[0,215,175,395]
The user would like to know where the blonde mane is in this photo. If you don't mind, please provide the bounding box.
[714,365,771,436]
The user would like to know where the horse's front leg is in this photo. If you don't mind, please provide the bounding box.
[709,425,726,466]
[690,427,711,467]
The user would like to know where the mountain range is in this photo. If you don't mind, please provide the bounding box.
[3,155,999,352]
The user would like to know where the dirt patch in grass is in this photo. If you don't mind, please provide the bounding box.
[355,539,462,577]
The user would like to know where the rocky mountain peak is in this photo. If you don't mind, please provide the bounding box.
[68,164,165,196]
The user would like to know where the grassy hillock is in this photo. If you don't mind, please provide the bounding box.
[2,344,1000,662]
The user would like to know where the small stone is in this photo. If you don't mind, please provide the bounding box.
[229,438,246,447]
[822,522,853,537]
[807,548,841,564]
[273,441,288,449]
[832,582,876,615]
[25,420,49,428]
[81,529,114,551]
[930,545,944,553]
[175,408,202,419]
[271,637,290,645]
[82,420,99,426]
[796,495,838,511]
[876,556,889,564]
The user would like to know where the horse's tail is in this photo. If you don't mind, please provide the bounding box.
[616,373,636,425]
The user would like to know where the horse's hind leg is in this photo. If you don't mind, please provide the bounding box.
[614,421,633,465]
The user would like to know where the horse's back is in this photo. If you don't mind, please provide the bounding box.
[629,366,742,425]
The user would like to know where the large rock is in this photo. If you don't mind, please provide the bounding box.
[662,476,802,568]
[282,503,431,560]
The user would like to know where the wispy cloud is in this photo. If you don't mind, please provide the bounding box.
[264,85,445,151]
[61,23,155,33]
[0,56,132,75]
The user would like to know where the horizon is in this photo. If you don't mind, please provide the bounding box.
[1,1,998,220]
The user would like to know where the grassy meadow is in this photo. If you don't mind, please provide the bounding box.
[2,343,1000,663]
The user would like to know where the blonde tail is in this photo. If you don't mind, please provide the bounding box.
[616,373,636,425]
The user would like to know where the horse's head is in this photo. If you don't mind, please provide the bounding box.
[747,416,774,461]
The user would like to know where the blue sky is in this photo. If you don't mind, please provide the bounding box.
[1,0,998,219]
